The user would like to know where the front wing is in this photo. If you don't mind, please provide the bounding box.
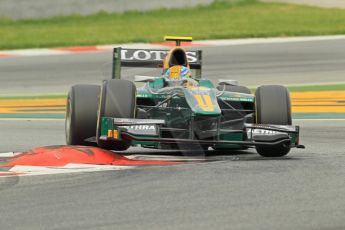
[98,117,303,149]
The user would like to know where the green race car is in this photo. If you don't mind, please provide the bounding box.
[65,36,304,157]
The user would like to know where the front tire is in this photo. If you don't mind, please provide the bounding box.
[96,79,136,151]
[255,85,292,157]
[65,84,100,146]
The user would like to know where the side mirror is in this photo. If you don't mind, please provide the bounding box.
[134,75,157,82]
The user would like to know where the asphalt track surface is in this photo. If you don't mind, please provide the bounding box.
[1,38,345,95]
[1,38,345,229]
[1,119,345,230]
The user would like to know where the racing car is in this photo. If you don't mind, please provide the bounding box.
[65,36,304,157]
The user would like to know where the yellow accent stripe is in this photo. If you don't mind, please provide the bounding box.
[0,90,344,114]
[291,91,345,113]
[164,36,193,41]
[0,98,66,114]
[204,94,214,109]
[113,130,119,140]
[194,95,214,112]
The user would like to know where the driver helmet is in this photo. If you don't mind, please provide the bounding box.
[164,65,191,80]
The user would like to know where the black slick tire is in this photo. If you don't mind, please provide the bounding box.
[255,85,292,157]
[65,84,100,146]
[96,79,136,151]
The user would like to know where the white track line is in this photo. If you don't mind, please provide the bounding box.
[1,35,345,57]
[1,164,135,177]
[197,35,345,46]
[0,152,18,157]
[126,154,207,161]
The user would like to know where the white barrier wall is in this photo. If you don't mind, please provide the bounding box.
[0,0,214,20]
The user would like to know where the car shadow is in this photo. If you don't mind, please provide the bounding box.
[122,147,303,162]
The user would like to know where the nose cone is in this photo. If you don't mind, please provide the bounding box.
[183,87,221,116]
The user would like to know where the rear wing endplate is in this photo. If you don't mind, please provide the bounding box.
[112,47,202,79]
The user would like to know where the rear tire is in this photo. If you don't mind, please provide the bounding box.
[65,84,100,146]
[255,85,292,157]
[96,79,136,151]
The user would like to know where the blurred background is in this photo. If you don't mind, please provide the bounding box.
[0,0,344,118]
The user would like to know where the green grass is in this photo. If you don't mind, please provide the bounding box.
[250,84,345,93]
[1,0,345,50]
[286,84,345,92]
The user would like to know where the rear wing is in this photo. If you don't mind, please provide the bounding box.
[112,47,202,79]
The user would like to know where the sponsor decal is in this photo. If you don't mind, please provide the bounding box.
[121,49,198,63]
[190,86,210,94]
[252,129,279,135]
[246,124,297,132]
[113,118,165,125]
[219,96,254,102]
[128,125,156,131]
[119,124,158,136]
[137,93,150,98]
[247,128,281,139]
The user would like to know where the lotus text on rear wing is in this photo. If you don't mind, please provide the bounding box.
[121,49,198,63]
